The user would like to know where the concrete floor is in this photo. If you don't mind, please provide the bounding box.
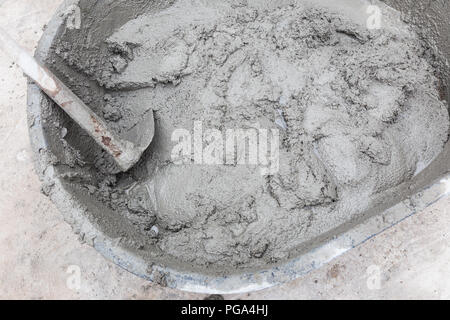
[1,0,450,300]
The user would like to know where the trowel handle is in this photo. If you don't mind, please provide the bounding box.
[0,27,64,96]
[0,27,139,171]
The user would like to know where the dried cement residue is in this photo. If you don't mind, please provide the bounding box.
[48,0,449,274]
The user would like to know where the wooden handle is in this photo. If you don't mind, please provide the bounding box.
[0,27,141,171]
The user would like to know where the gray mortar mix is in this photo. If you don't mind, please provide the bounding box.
[43,0,450,275]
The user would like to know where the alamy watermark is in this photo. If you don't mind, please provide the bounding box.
[66,265,81,291]
[366,265,382,290]
[366,5,382,30]
[171,122,280,176]
[62,4,81,30]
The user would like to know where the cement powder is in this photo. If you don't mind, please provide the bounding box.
[50,0,449,273]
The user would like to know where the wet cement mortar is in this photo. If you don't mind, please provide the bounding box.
[41,0,449,275]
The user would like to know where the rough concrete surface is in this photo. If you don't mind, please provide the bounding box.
[0,0,450,300]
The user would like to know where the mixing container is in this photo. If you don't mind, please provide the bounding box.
[27,0,450,294]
